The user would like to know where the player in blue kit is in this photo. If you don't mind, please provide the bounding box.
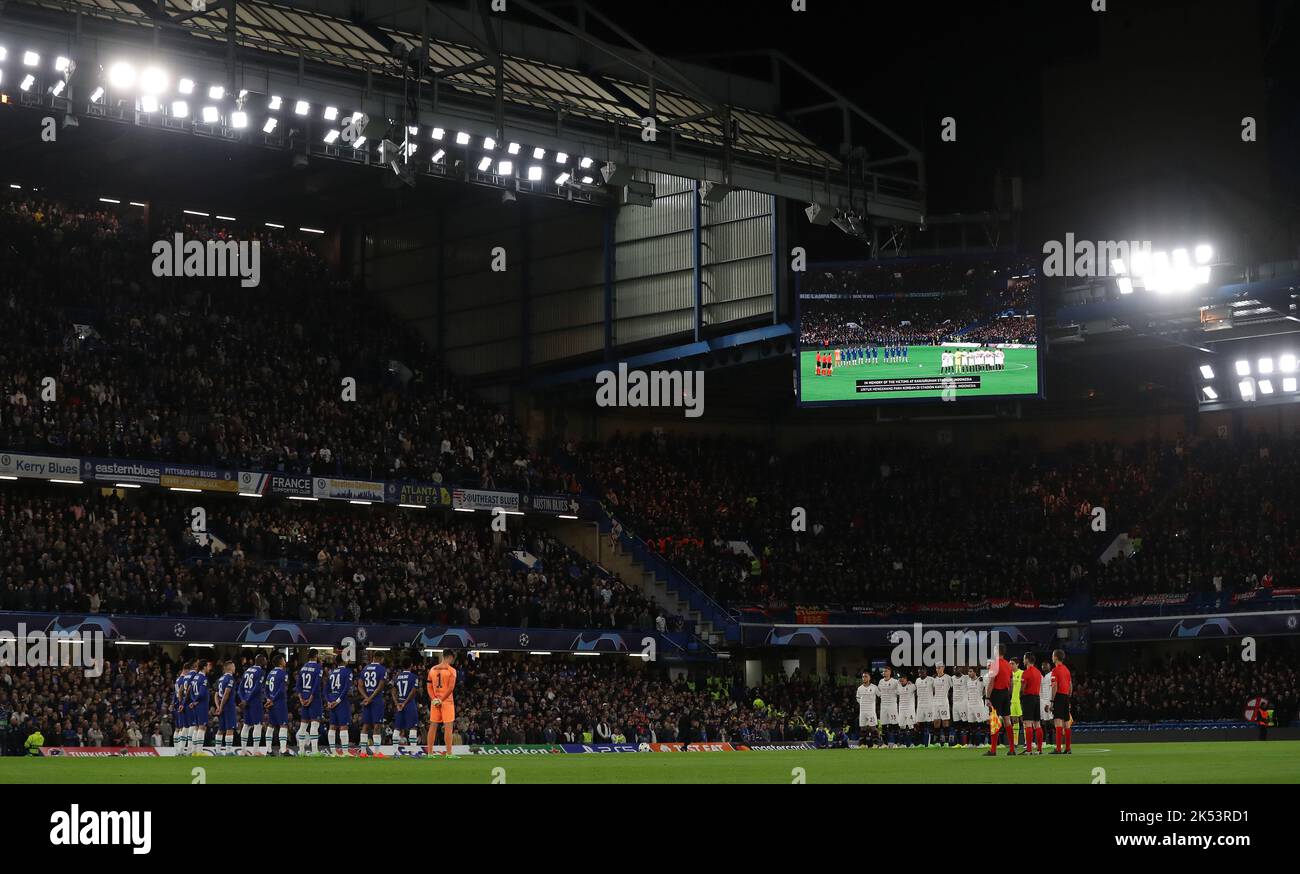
[215,661,238,753]
[173,666,190,754]
[358,656,387,757]
[391,656,422,756]
[186,659,211,754]
[325,654,353,756]
[264,654,290,755]
[297,653,324,756]
[238,654,267,751]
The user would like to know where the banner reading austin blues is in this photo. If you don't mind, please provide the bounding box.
[386,481,453,508]
[239,471,313,498]
[0,612,671,655]
[313,477,385,503]
[81,457,162,486]
[1095,611,1300,643]
[452,488,521,512]
[521,493,581,516]
[0,452,81,481]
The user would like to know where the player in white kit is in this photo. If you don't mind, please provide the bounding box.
[951,668,969,745]
[932,665,953,747]
[855,671,880,749]
[968,666,989,749]
[914,666,936,747]
[897,674,917,747]
[1039,659,1055,748]
[877,666,901,748]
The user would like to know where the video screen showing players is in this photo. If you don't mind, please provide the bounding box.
[797,255,1041,404]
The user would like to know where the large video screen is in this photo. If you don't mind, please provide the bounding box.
[797,255,1041,405]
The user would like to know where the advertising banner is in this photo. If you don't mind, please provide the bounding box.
[386,481,453,508]
[0,452,81,480]
[80,458,161,486]
[452,488,521,512]
[313,478,386,503]
[520,493,580,516]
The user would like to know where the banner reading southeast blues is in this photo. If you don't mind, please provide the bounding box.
[453,487,521,512]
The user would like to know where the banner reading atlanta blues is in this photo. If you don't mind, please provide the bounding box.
[386,481,453,508]
[0,452,81,480]
[453,487,521,512]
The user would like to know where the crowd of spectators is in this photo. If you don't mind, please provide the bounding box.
[577,432,1182,608]
[0,484,668,631]
[0,192,569,492]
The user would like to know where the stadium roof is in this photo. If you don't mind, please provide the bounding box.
[1,0,923,220]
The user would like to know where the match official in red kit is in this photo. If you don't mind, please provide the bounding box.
[1050,649,1073,754]
[985,644,1016,756]
[1019,654,1044,754]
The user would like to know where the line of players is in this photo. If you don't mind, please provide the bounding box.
[941,347,1004,373]
[854,650,1073,755]
[812,345,1005,377]
[169,649,460,757]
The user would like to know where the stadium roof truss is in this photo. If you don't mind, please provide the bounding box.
[1,0,924,220]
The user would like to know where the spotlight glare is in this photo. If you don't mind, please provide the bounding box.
[431,149,446,163]
[477,157,492,172]
[1235,360,1251,377]
[323,105,339,121]
[51,80,66,97]
[19,74,35,92]
[268,95,282,110]
[141,67,168,95]
[1202,386,1218,401]
[55,56,71,73]
[507,142,521,155]
[533,147,545,160]
[90,86,105,103]
[107,62,136,90]
[555,152,569,164]
[555,172,571,185]
[1284,377,1298,393]
[351,136,366,149]
[1280,354,1297,373]
[1116,277,1134,295]
[139,94,159,113]
[455,131,470,145]
[323,129,339,144]
[208,84,225,100]
[1259,379,1275,395]
[497,160,513,175]
[178,78,195,95]
[1258,358,1274,375]
[527,166,543,181]
[201,105,219,124]
[1199,364,1214,380]
[1238,379,1256,402]
[231,110,248,129]
[23,50,40,67]
[294,100,310,116]
[1110,259,1125,275]
[431,127,446,140]
[483,136,497,150]
[579,156,594,168]
[1195,244,1213,264]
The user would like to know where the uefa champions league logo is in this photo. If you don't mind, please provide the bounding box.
[1112,624,1124,638]
[173,623,187,638]
[519,633,530,647]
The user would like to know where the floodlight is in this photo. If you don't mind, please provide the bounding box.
[1258,358,1274,375]
[1259,380,1275,395]
[202,105,219,123]
[1117,277,1134,295]
[22,51,39,67]
[1199,365,1214,380]
[579,157,594,168]
[141,67,168,94]
[294,100,309,116]
[323,105,338,121]
[90,86,105,103]
[431,127,446,140]
[1238,379,1256,402]
[231,111,248,129]
[483,136,497,150]
[533,147,545,160]
[477,157,492,172]
[1110,259,1125,275]
[267,95,282,110]
[1235,360,1251,377]
[1202,387,1218,401]
[179,78,195,95]
[431,149,446,163]
[498,160,513,175]
[262,117,277,133]
[1280,354,1297,373]
[51,80,66,97]
[507,142,521,155]
[555,152,569,164]
[19,74,34,92]
[1195,244,1213,264]
[208,84,224,100]
[55,56,71,73]
[107,62,136,90]
[140,94,159,113]
[555,172,571,185]
[455,131,471,145]
[527,166,543,181]
[1284,378,1298,393]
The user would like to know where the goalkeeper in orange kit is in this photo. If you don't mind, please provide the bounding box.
[426,649,459,758]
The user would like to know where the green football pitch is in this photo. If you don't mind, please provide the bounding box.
[3,742,1297,784]
[799,346,1039,402]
